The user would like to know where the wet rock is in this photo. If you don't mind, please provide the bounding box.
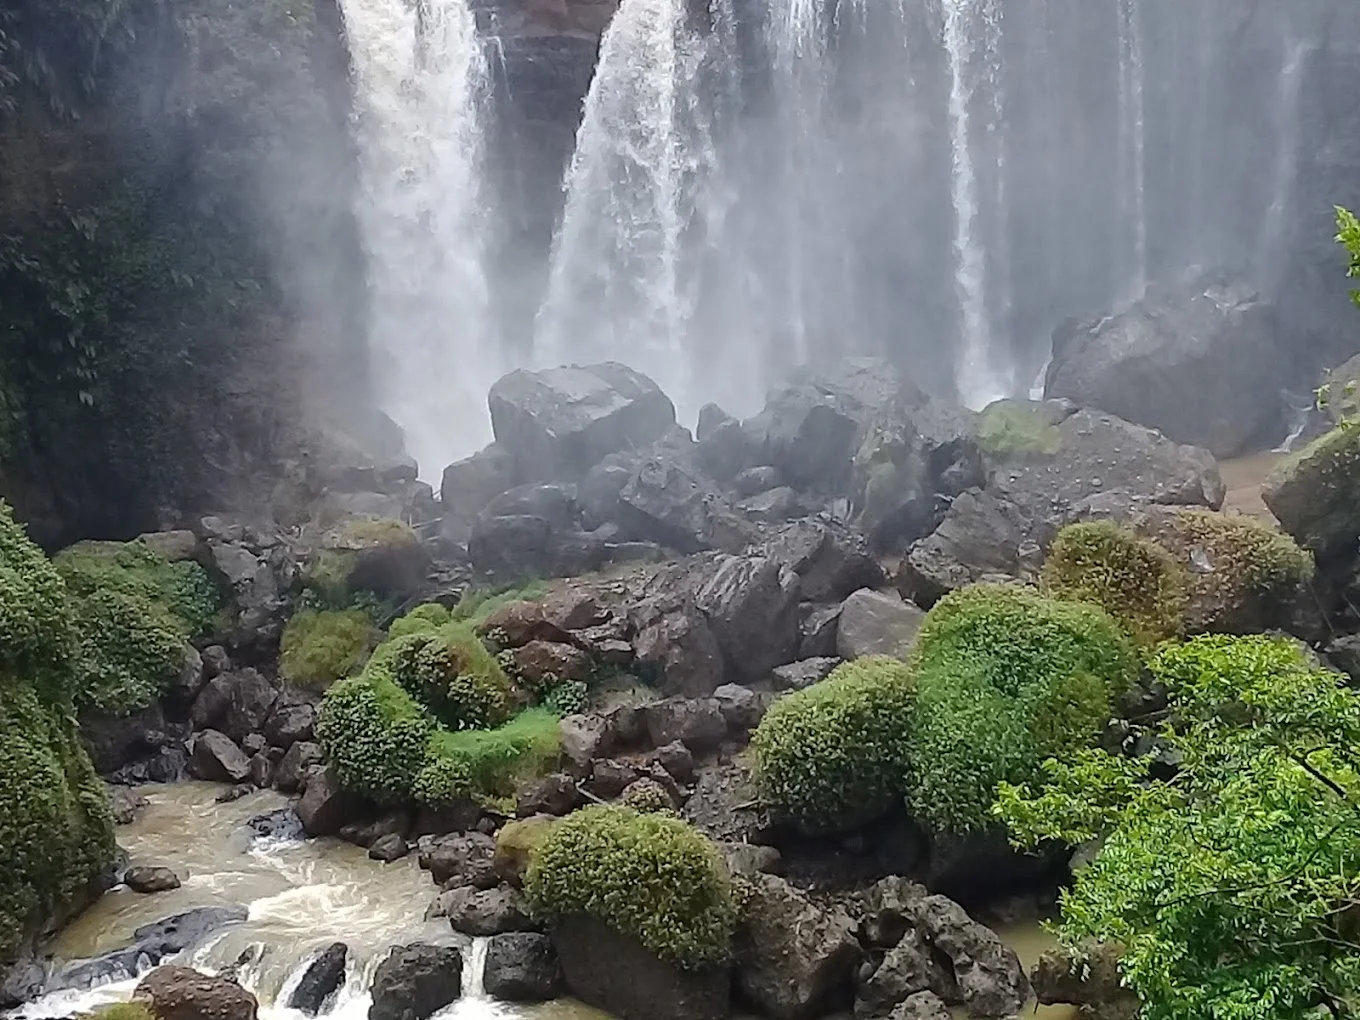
[192,668,280,744]
[287,943,348,1016]
[369,944,463,1020]
[108,745,191,786]
[46,908,248,992]
[109,786,151,826]
[215,783,255,804]
[510,641,593,685]
[442,885,534,936]
[683,758,772,846]
[734,873,860,1020]
[469,511,605,582]
[1264,426,1360,569]
[515,773,580,817]
[692,554,802,680]
[697,415,758,483]
[719,842,784,878]
[274,741,324,793]
[740,487,807,523]
[553,915,729,1020]
[489,363,677,482]
[201,646,232,680]
[265,703,316,749]
[346,811,412,849]
[584,759,640,800]
[559,714,613,769]
[733,466,785,498]
[81,703,177,775]
[125,867,181,894]
[653,741,696,784]
[248,754,273,789]
[712,684,765,731]
[369,834,410,863]
[296,767,359,837]
[440,442,517,541]
[1325,633,1360,685]
[241,733,267,756]
[897,489,1041,607]
[762,518,886,604]
[772,658,841,691]
[1031,944,1136,1020]
[616,454,759,555]
[246,809,303,844]
[189,730,251,784]
[644,698,728,754]
[492,816,559,889]
[420,832,498,889]
[483,933,562,1003]
[913,895,1029,1018]
[886,991,951,1020]
[799,603,842,659]
[836,589,925,660]
[856,931,945,1016]
[165,646,207,712]
[629,597,726,696]
[134,966,258,1020]
[318,516,432,603]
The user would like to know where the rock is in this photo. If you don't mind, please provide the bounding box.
[653,741,696,784]
[836,589,925,659]
[287,943,348,1016]
[515,773,580,817]
[734,873,859,1020]
[584,759,640,800]
[718,842,784,878]
[712,684,765,731]
[1045,278,1282,457]
[772,657,841,691]
[264,703,316,749]
[1031,944,1137,1020]
[207,537,289,648]
[108,746,190,786]
[241,733,267,756]
[644,698,728,754]
[617,454,758,554]
[692,554,802,679]
[201,646,232,680]
[799,603,843,658]
[216,783,255,804]
[629,597,726,696]
[81,703,177,775]
[697,403,736,442]
[274,741,324,793]
[552,915,729,1020]
[913,895,1029,1018]
[510,641,593,685]
[421,833,498,889]
[856,931,946,1016]
[683,757,773,846]
[733,466,785,498]
[347,811,412,849]
[109,786,151,825]
[469,510,605,582]
[1264,426,1360,568]
[134,966,258,1020]
[559,714,613,769]
[248,754,273,789]
[369,944,463,1020]
[318,516,431,602]
[441,885,534,936]
[192,668,279,744]
[246,809,303,843]
[896,489,1040,607]
[489,363,677,482]
[189,730,251,784]
[483,933,562,1002]
[740,487,807,523]
[492,817,559,888]
[166,646,207,711]
[369,834,410,862]
[697,415,758,482]
[138,529,201,562]
[886,991,952,1020]
[1325,633,1360,685]
[762,518,886,603]
[296,767,358,837]
[440,443,517,541]
[49,908,249,993]
[125,867,181,894]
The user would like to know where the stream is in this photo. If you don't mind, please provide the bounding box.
[8,784,1073,1020]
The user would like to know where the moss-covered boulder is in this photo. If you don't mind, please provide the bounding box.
[385,624,512,732]
[976,400,1064,460]
[1041,520,1186,646]
[305,515,429,604]
[1264,426,1360,568]
[280,609,376,691]
[0,503,117,968]
[752,657,915,834]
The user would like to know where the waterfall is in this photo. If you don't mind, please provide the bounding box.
[341,0,497,479]
[1257,40,1309,294]
[1116,0,1147,300]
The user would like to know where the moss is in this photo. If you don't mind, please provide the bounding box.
[977,402,1062,459]
[280,609,375,691]
[495,815,560,886]
[752,657,915,833]
[0,501,77,698]
[338,516,420,548]
[525,805,735,969]
[72,588,187,715]
[450,581,550,627]
[86,1005,154,1020]
[621,778,676,814]
[542,679,588,717]
[315,673,435,803]
[1041,521,1187,646]
[54,540,220,639]
[1265,424,1360,560]
[418,709,562,803]
[386,622,512,732]
[387,603,452,640]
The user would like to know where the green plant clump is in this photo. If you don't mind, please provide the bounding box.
[387,602,452,640]
[977,402,1062,459]
[0,500,77,696]
[752,657,915,833]
[450,581,550,627]
[1041,520,1186,646]
[54,540,220,638]
[906,584,1136,834]
[86,1004,154,1020]
[525,805,736,970]
[998,634,1360,1020]
[620,778,676,814]
[280,608,375,691]
[385,622,512,732]
[416,709,562,804]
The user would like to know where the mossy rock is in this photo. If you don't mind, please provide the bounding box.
[752,657,915,834]
[54,540,221,639]
[0,501,78,698]
[1263,425,1360,565]
[494,815,560,886]
[306,515,429,604]
[525,805,736,970]
[977,400,1063,460]
[1041,520,1187,647]
[280,608,376,691]
[384,623,512,732]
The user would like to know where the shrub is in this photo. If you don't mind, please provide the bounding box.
[280,609,374,690]
[418,709,562,803]
[542,679,588,717]
[72,588,187,715]
[1041,521,1186,646]
[525,805,735,969]
[0,501,77,696]
[387,623,512,732]
[621,778,676,814]
[54,540,220,639]
[387,603,451,640]
[494,815,560,886]
[315,674,434,803]
[449,581,549,627]
[977,402,1062,459]
[752,657,915,833]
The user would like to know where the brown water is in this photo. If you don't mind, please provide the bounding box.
[13,783,1070,1020]
[1220,451,1283,521]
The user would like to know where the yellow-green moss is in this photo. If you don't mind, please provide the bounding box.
[280,608,375,690]
[494,815,561,886]
[977,402,1062,459]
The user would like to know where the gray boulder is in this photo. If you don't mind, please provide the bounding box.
[189,730,251,784]
[836,589,925,660]
[692,554,802,679]
[482,933,561,1002]
[1263,426,1360,569]
[629,597,726,697]
[275,741,323,794]
[772,658,841,691]
[134,966,257,1020]
[616,454,758,554]
[369,944,462,1020]
[887,991,952,1020]
[264,702,315,749]
[440,442,516,541]
[762,518,886,604]
[287,943,348,1016]
[419,832,498,889]
[442,886,534,936]
[856,931,947,1016]
[296,767,359,837]
[644,698,728,754]
[125,867,181,894]
[191,668,279,744]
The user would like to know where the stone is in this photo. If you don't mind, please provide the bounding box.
[191,668,279,744]
[1264,426,1360,569]
[719,842,784,878]
[134,966,258,1020]
[740,487,807,523]
[348,811,412,849]
[644,698,728,753]
[248,754,273,789]
[125,867,182,894]
[616,454,758,554]
[856,931,945,1016]
[836,589,925,659]
[109,786,150,825]
[897,489,1040,606]
[697,403,736,442]
[482,933,562,1002]
[264,702,316,748]
[772,657,841,691]
[697,415,758,482]
[653,741,696,784]
[440,442,517,541]
[510,641,593,685]
[735,874,860,1020]
[1031,944,1137,1020]
[318,516,431,602]
[49,908,248,993]
[201,646,231,680]
[189,730,251,784]
[241,733,267,756]
[712,684,765,731]
[886,991,952,1020]
[137,529,201,562]
[489,363,678,482]
[275,741,324,793]
[629,598,726,696]
[81,703,177,775]
[762,518,886,604]
[469,511,605,582]
[799,603,842,658]
[733,465,785,497]
[1325,633,1360,685]
[559,714,613,769]
[912,894,1029,1018]
[692,554,802,680]
[553,915,729,1020]
[166,645,207,711]
[369,834,410,863]
[492,816,559,888]
[287,943,348,1016]
[441,885,534,936]
[369,944,463,1020]
[246,809,303,843]
[515,773,580,817]
[1045,277,1282,457]
[682,757,773,846]
[296,767,358,837]
[215,783,255,804]
[584,759,640,800]
[420,833,498,889]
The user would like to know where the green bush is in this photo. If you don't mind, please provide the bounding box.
[280,609,374,690]
[752,657,915,832]
[0,501,77,697]
[72,588,187,715]
[54,540,220,638]
[621,778,676,814]
[1041,520,1186,646]
[542,679,588,717]
[315,673,435,803]
[495,815,560,886]
[450,581,549,627]
[906,585,1135,834]
[417,709,562,804]
[386,622,512,732]
[977,402,1062,459]
[387,602,451,640]
[525,805,735,969]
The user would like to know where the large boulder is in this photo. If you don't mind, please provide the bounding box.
[287,943,348,1016]
[761,519,886,604]
[189,730,251,784]
[552,916,729,1020]
[616,454,758,554]
[482,933,562,1002]
[468,487,607,581]
[733,874,860,1020]
[369,944,462,1020]
[897,490,1042,607]
[296,767,360,837]
[489,363,677,482]
[1031,944,1137,1020]
[419,832,498,889]
[81,703,179,776]
[1263,426,1360,572]
[441,885,534,936]
[692,555,802,679]
[836,589,925,659]
[1045,277,1282,457]
[440,442,517,542]
[134,966,258,1020]
[191,668,279,745]
[628,596,726,697]
[857,931,948,1016]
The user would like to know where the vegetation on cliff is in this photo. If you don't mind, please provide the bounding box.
[525,805,735,969]
[280,608,376,691]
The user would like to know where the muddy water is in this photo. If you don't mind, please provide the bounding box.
[1220,451,1283,521]
[12,783,1074,1020]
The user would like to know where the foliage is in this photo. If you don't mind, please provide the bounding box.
[1041,521,1186,646]
[906,585,1135,834]
[1338,205,1360,311]
[315,673,434,804]
[542,679,588,717]
[54,540,220,638]
[280,609,374,691]
[0,500,76,695]
[977,402,1062,459]
[525,805,736,970]
[494,815,559,885]
[416,710,562,804]
[85,1004,154,1020]
[387,603,452,640]
[752,657,915,832]
[997,634,1360,1020]
[385,623,512,732]
[450,581,550,627]
[621,778,676,814]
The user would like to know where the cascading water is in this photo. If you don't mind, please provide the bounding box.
[341,0,497,479]
[1116,0,1147,300]
[1257,39,1310,294]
